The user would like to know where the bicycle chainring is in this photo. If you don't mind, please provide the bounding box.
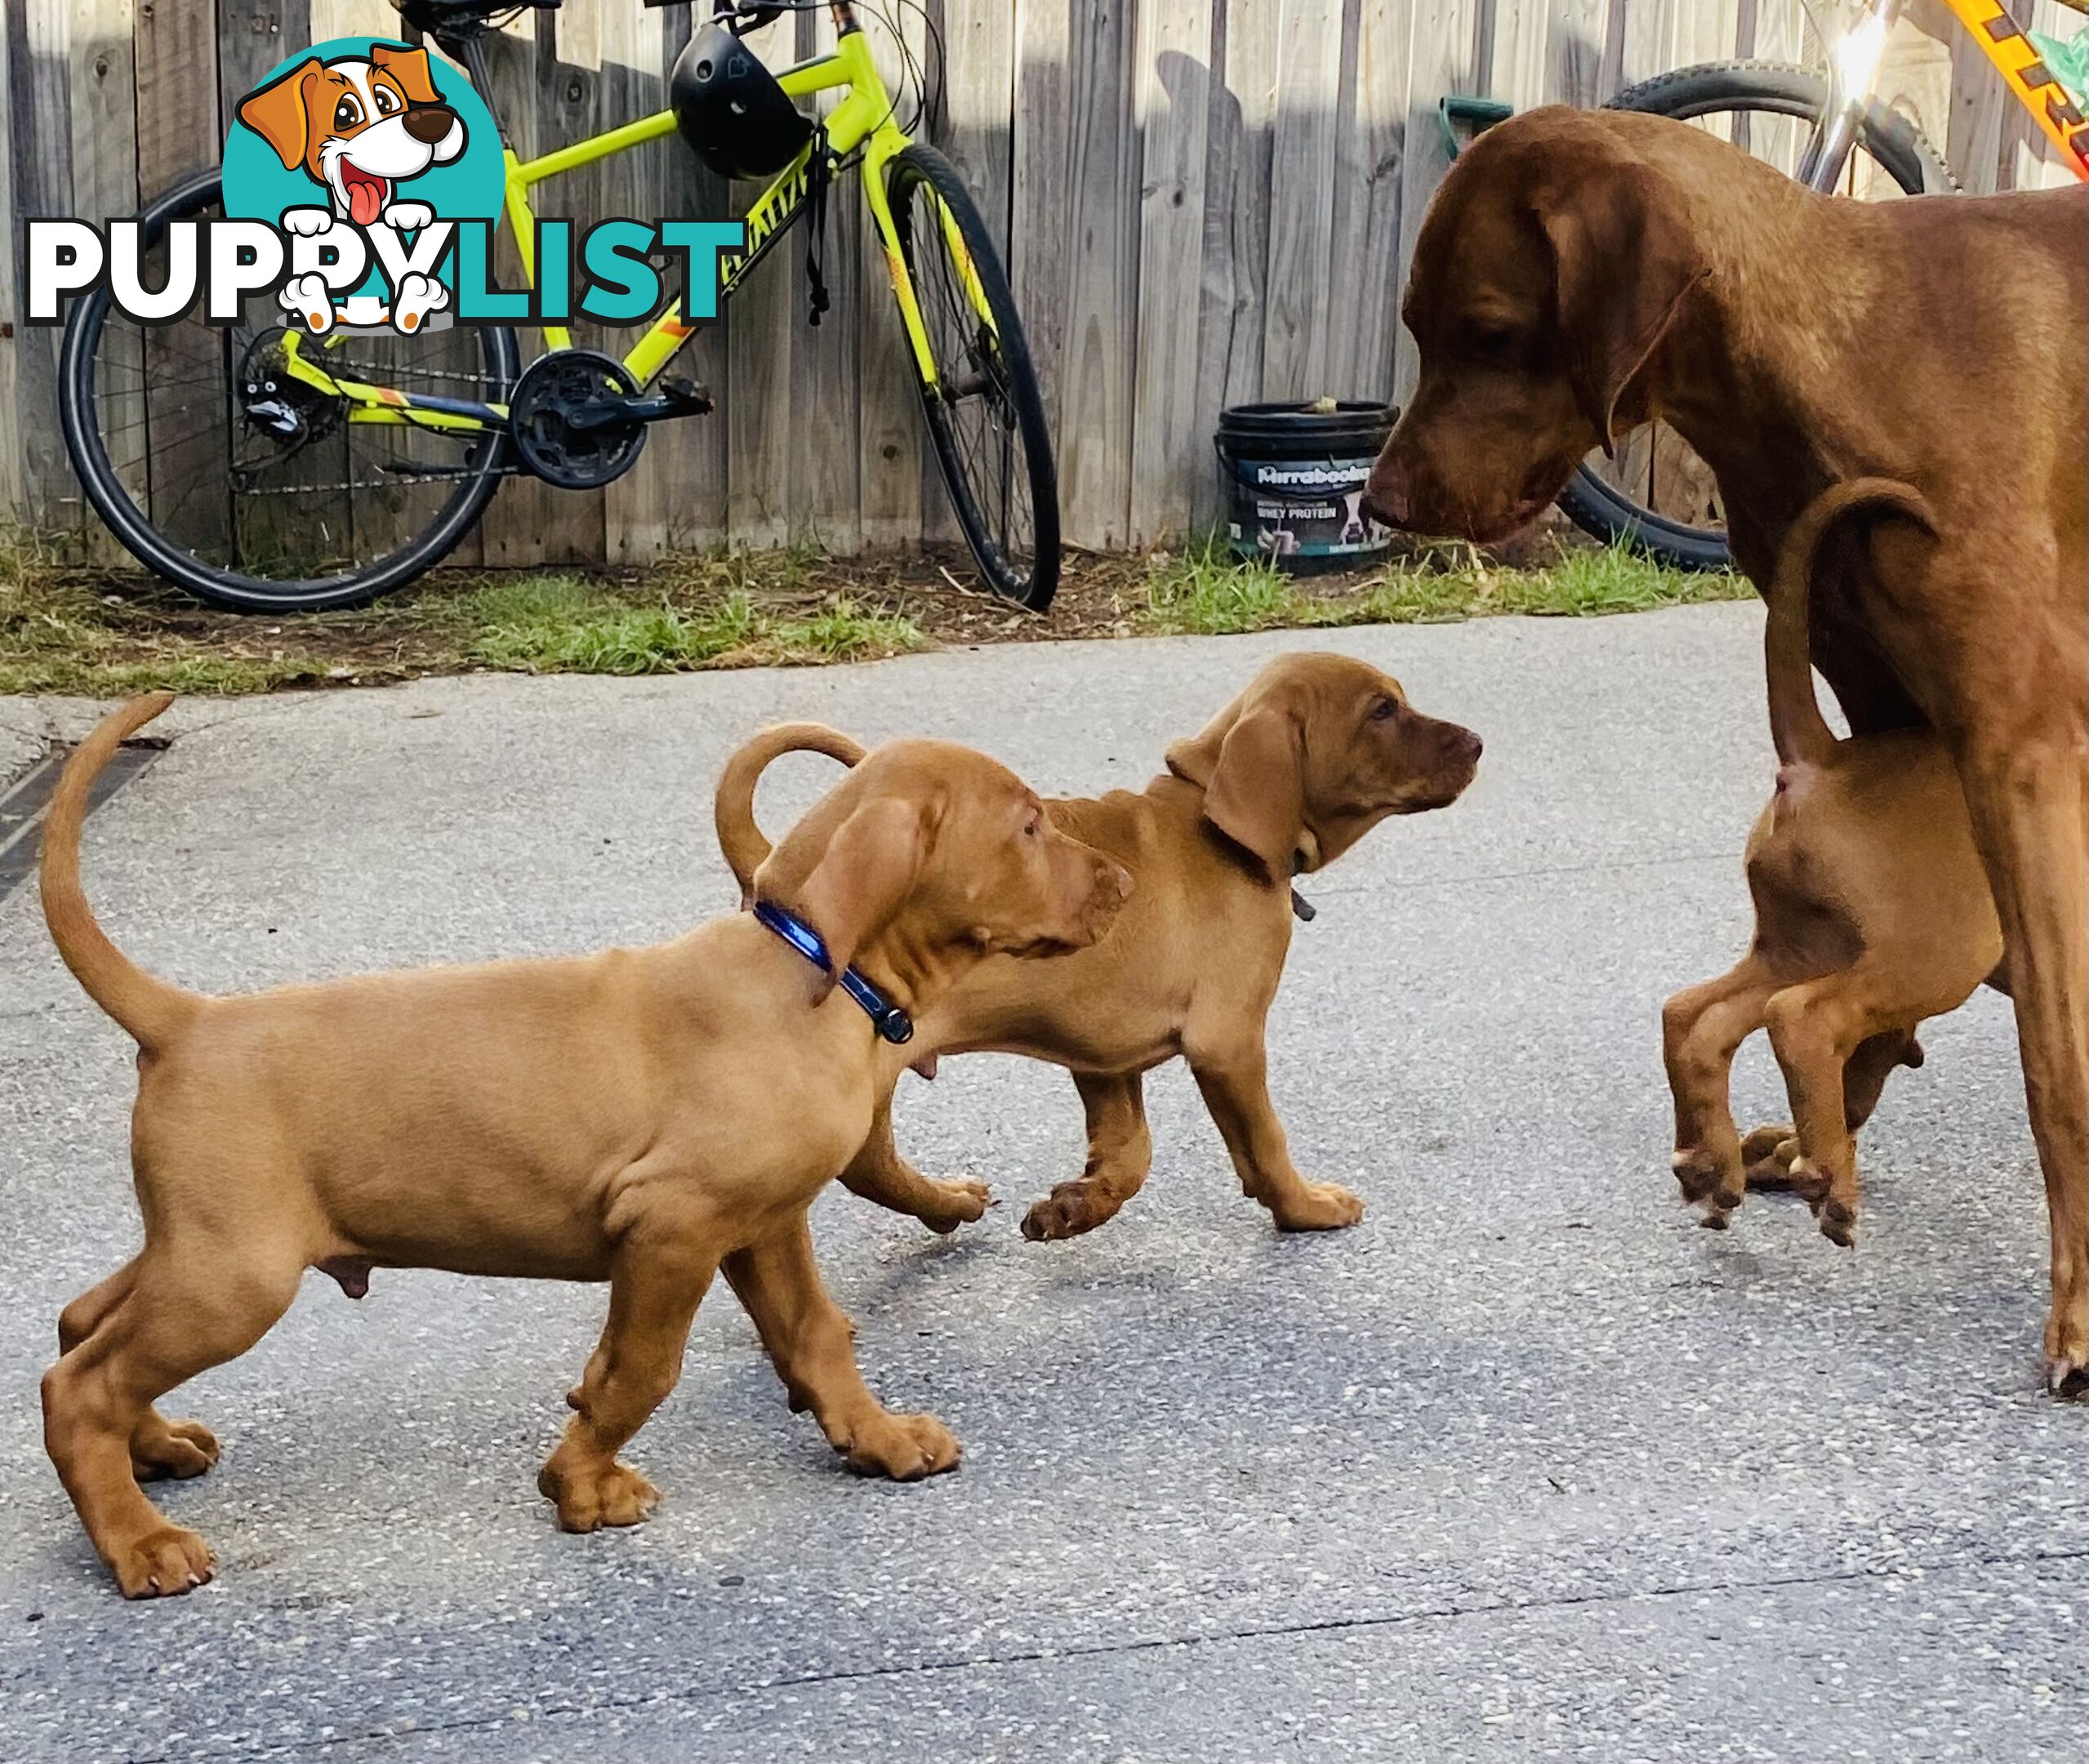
[509,349,647,492]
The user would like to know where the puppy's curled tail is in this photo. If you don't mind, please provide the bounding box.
[714,722,866,904]
[40,693,199,1049]
[1766,476,1935,768]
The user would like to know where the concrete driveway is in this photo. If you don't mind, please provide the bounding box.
[0,608,2079,1762]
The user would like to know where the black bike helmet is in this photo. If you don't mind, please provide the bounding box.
[670,20,814,181]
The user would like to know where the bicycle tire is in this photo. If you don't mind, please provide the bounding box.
[885,144,1060,611]
[60,169,519,614]
[1553,63,1955,571]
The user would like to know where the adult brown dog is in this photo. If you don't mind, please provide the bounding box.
[1664,477,2002,1246]
[1362,107,2087,1393]
[715,654,1482,1241]
[40,695,1129,1599]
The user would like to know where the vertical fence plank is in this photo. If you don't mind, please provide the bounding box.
[1031,0,1138,548]
[0,0,20,528]
[1128,0,1215,542]
[9,0,82,527]
[1325,0,1413,406]
[1548,0,1609,102]
[1258,0,1344,400]
[855,0,928,551]
[1393,0,1481,399]
[1486,0,1548,109]
[788,0,862,553]
[1197,0,1281,429]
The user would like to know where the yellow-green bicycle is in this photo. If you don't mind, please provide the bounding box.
[59,0,1058,612]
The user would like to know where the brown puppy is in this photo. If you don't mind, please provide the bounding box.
[40,695,1129,1599]
[1664,479,2002,1246]
[715,654,1481,1241]
[1364,107,2087,1392]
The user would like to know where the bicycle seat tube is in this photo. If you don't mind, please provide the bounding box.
[1797,0,1904,190]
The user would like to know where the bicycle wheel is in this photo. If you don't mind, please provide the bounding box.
[1554,63,1956,572]
[60,169,518,613]
[885,144,1059,611]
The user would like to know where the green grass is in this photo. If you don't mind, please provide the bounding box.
[450,574,924,675]
[1138,537,1751,637]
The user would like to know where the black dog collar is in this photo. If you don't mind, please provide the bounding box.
[753,901,914,1045]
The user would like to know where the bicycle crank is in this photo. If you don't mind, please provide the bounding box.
[509,349,715,492]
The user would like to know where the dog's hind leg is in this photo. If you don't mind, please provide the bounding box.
[43,1236,301,1598]
[835,1093,991,1234]
[539,1233,716,1534]
[1186,1045,1364,1232]
[1742,1027,1925,1195]
[58,1259,221,1483]
[1766,961,1977,1248]
[722,1211,960,1480]
[1022,1071,1155,1241]
[1662,953,1779,1222]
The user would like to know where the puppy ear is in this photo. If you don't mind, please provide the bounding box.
[756,797,926,996]
[237,60,323,172]
[1166,703,1305,881]
[1538,158,1705,455]
[370,43,443,108]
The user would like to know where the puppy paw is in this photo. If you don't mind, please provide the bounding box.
[1671,1147,1725,1205]
[1021,1178,1122,1241]
[539,1458,660,1533]
[281,206,336,238]
[1739,1124,1802,1187]
[916,1177,991,1236]
[1270,1181,1366,1232]
[838,1411,961,1481]
[381,200,434,232]
[279,271,336,336]
[110,1524,214,1599]
[131,1417,220,1483]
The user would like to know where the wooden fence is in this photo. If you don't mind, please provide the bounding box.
[1,0,2078,561]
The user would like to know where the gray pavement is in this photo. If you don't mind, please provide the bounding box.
[1,608,2081,1762]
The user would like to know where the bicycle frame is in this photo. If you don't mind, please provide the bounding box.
[1801,0,2089,190]
[277,7,952,437]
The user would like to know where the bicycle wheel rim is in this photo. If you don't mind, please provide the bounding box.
[60,173,514,612]
[890,152,1056,608]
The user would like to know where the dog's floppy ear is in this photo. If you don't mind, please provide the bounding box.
[1166,700,1306,882]
[370,42,443,108]
[1537,156,1706,455]
[237,59,324,172]
[756,796,927,997]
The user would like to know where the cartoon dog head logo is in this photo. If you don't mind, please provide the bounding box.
[236,44,466,231]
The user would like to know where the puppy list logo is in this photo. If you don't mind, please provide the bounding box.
[24,36,746,338]
[226,38,498,335]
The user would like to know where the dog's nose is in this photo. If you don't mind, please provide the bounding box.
[1462,728,1484,762]
[403,105,457,145]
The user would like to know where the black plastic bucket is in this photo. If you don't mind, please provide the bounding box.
[1215,400,1397,572]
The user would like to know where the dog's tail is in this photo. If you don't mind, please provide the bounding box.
[1766,476,1935,768]
[714,722,867,904]
[40,693,200,1049]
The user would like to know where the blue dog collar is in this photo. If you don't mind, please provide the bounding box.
[753,901,914,1045]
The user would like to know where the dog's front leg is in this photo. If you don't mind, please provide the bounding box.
[1187,1040,1363,1232]
[539,1239,715,1532]
[1958,733,2089,1394]
[835,1093,990,1234]
[722,1213,959,1480]
[1022,1071,1154,1241]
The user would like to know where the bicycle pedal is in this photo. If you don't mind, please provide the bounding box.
[662,376,713,415]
